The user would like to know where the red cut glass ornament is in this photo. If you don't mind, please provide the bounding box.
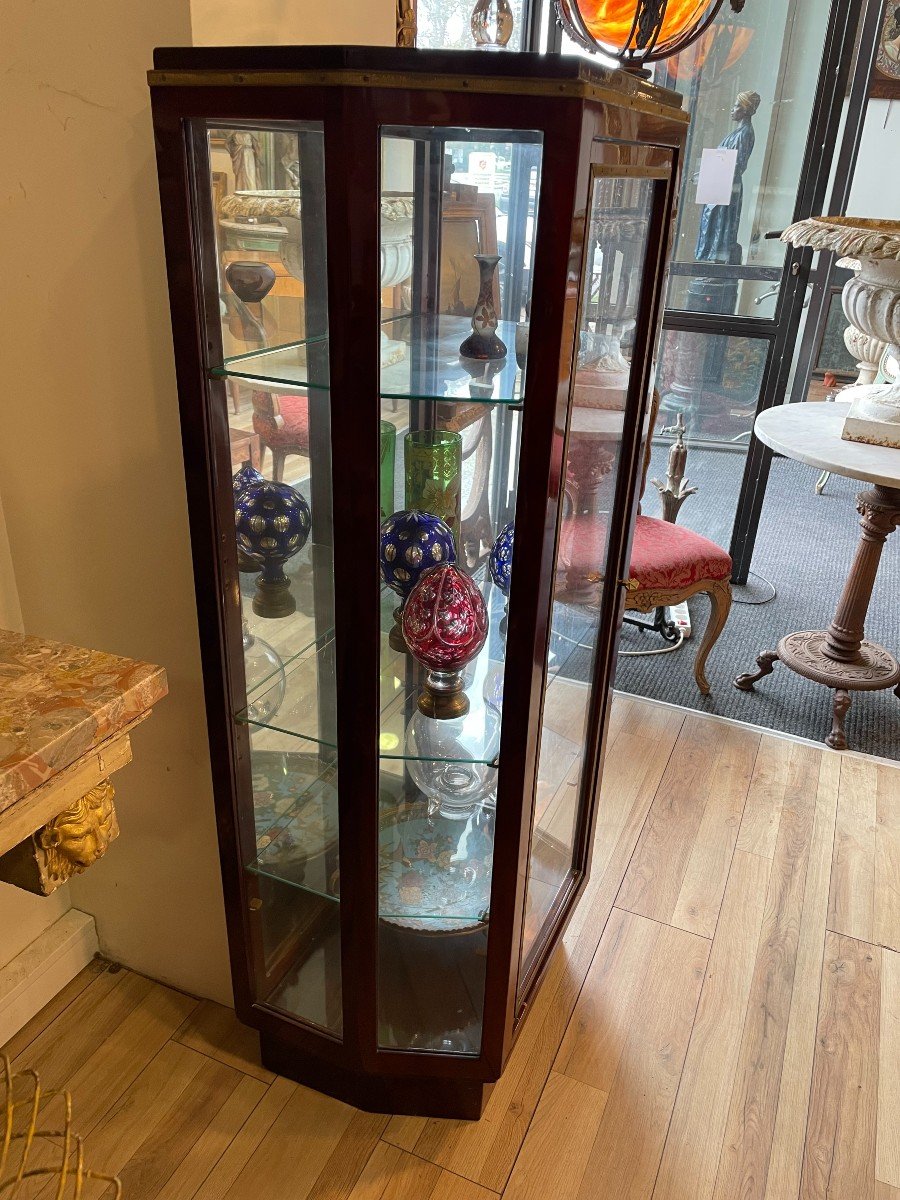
[403,565,488,672]
[403,565,488,719]
[555,0,729,70]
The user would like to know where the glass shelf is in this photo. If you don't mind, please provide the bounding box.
[240,539,334,699]
[237,627,503,767]
[250,745,337,846]
[245,693,586,929]
[249,749,339,896]
[247,769,495,928]
[213,315,525,405]
[239,568,597,760]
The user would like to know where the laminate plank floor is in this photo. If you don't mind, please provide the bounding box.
[4,697,898,1200]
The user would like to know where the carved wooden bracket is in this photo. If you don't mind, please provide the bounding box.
[0,779,120,896]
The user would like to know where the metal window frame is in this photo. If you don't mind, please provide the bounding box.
[539,0,876,585]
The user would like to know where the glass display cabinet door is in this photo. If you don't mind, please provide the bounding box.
[375,126,541,1056]
[519,161,668,997]
[201,122,343,1036]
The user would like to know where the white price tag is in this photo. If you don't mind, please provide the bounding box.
[695,147,738,206]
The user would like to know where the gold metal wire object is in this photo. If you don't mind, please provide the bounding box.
[0,1056,121,1198]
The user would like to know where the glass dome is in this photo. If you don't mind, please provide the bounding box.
[556,0,725,67]
[405,707,500,820]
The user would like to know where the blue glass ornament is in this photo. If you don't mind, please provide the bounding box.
[233,465,266,573]
[236,480,311,618]
[380,509,457,654]
[380,510,456,599]
[233,463,264,499]
[489,521,514,597]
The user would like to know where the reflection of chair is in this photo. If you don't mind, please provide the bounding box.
[251,390,310,482]
[565,363,629,517]
[560,391,733,694]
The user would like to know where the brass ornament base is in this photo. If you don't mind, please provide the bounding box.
[417,670,470,720]
[389,609,409,654]
[252,574,296,618]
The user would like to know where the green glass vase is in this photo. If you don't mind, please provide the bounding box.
[404,430,462,550]
[380,420,397,521]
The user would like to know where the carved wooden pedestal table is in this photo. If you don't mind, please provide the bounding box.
[0,630,167,894]
[734,400,900,749]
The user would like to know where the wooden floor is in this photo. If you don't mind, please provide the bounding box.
[4,696,899,1200]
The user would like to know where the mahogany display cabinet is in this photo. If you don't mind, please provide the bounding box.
[148,45,687,1118]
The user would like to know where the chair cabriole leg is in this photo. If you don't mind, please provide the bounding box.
[694,578,732,695]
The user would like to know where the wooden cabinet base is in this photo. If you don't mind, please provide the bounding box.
[259,1030,490,1118]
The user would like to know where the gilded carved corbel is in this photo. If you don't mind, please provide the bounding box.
[0,780,119,896]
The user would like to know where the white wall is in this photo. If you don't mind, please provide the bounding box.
[191,0,395,46]
[1,0,233,1005]
[848,98,900,220]
[0,495,23,637]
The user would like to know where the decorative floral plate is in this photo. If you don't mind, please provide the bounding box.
[252,751,339,895]
[378,803,494,933]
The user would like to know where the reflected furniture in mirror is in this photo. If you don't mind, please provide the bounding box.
[250,388,310,483]
[562,393,732,694]
[149,45,687,1118]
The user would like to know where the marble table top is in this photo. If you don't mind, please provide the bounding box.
[755,401,900,489]
[0,630,167,815]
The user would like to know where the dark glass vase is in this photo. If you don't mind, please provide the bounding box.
[459,254,506,361]
[224,260,276,303]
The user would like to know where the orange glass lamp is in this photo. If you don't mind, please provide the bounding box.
[555,0,744,73]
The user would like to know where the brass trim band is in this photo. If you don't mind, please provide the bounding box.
[147,68,688,121]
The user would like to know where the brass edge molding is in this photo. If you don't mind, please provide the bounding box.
[146,69,689,123]
[591,163,672,178]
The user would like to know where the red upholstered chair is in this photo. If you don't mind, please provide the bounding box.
[560,392,732,695]
[251,390,310,482]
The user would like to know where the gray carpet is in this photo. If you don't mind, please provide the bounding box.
[610,444,900,760]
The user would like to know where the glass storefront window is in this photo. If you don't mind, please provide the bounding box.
[656,0,832,318]
[415,0,527,51]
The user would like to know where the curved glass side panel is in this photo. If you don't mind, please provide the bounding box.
[519,167,657,995]
[204,122,341,1036]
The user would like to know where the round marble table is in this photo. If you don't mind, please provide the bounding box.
[734,400,900,749]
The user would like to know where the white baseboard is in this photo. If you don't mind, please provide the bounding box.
[0,910,99,1048]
